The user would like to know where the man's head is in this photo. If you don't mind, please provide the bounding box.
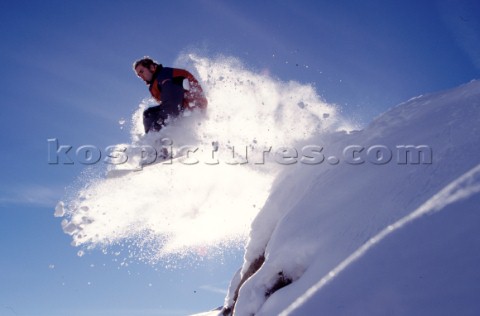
[133,57,158,84]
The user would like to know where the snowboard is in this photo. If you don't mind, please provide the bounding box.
[105,144,185,178]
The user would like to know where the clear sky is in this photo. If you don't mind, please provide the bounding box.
[0,1,479,315]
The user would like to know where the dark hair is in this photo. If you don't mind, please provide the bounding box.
[133,57,159,70]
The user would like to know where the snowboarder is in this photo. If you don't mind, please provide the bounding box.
[133,57,208,133]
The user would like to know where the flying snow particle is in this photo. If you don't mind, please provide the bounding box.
[54,201,65,217]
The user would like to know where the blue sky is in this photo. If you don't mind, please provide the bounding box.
[0,1,479,315]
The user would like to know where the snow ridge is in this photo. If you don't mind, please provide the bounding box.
[224,80,480,315]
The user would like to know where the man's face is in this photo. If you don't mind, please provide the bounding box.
[135,64,155,84]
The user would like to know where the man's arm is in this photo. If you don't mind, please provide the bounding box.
[173,69,208,109]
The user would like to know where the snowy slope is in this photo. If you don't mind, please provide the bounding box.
[285,165,480,316]
[223,80,480,315]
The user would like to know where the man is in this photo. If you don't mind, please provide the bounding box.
[133,57,208,133]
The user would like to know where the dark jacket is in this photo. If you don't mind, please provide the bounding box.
[143,65,207,133]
